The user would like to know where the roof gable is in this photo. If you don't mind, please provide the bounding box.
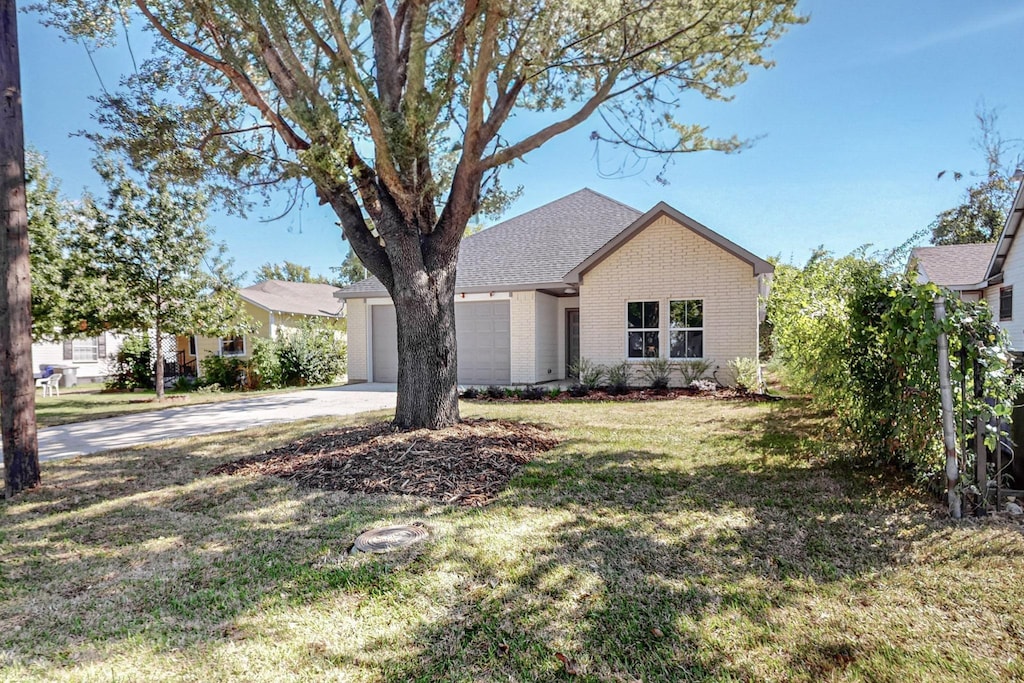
[566,202,773,281]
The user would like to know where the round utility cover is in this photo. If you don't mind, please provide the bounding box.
[353,524,428,553]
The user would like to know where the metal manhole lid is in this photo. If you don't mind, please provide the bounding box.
[353,524,428,553]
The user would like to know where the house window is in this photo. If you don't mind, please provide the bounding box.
[220,336,245,356]
[627,301,659,358]
[188,336,197,356]
[669,300,704,359]
[72,337,99,362]
[1000,286,1013,321]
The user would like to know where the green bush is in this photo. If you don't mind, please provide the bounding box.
[200,354,247,390]
[638,357,672,390]
[248,336,283,389]
[676,359,713,386]
[277,320,346,387]
[105,334,154,390]
[605,361,631,395]
[570,357,605,390]
[728,357,760,392]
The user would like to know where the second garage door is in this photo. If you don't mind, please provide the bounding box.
[370,301,510,384]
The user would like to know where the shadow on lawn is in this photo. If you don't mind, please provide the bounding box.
[0,400,941,681]
[346,401,940,681]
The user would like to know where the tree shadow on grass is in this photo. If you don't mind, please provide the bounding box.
[0,400,1015,681]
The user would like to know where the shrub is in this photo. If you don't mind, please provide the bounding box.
[568,384,590,398]
[520,385,546,401]
[676,359,713,386]
[639,357,672,390]
[729,357,760,392]
[200,354,247,390]
[105,334,154,390]
[485,385,505,399]
[461,386,480,399]
[605,361,631,395]
[248,336,283,389]
[570,357,605,390]
[690,378,717,392]
[504,387,521,399]
[547,387,562,400]
[277,320,346,386]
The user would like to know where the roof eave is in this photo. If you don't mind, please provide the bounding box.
[565,202,774,283]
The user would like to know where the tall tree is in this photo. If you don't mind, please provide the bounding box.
[255,260,331,284]
[80,161,241,400]
[41,0,804,428]
[332,249,367,286]
[1,0,39,497]
[931,107,1021,245]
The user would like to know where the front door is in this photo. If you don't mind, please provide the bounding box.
[566,308,580,377]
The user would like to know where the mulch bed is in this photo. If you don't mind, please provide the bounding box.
[209,419,561,507]
[468,388,779,402]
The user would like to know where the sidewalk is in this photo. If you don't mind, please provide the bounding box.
[7,383,397,463]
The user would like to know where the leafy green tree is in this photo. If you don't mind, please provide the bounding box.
[255,260,331,284]
[26,150,74,340]
[931,108,1021,245]
[41,0,804,428]
[79,161,241,399]
[332,249,367,286]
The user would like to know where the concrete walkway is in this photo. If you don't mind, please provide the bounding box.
[22,383,396,463]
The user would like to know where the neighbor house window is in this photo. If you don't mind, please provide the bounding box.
[188,336,197,356]
[72,337,99,362]
[1001,286,1013,321]
[220,336,245,356]
[627,301,659,358]
[669,300,704,359]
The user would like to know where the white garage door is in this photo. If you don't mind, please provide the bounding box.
[370,301,511,384]
[456,301,511,385]
[371,305,399,383]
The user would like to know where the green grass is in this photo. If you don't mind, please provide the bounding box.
[2,398,1023,681]
[34,383,333,428]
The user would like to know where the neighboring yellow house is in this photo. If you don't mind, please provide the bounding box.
[177,279,346,376]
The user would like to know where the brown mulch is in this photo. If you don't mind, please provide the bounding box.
[209,419,561,507]
[471,388,779,402]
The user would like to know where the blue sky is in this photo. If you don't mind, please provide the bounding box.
[18,0,1024,281]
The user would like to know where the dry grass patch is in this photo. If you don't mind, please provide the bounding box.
[2,400,1024,682]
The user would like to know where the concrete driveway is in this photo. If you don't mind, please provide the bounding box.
[26,383,397,462]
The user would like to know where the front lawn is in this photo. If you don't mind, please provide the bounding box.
[34,383,332,428]
[2,399,1021,681]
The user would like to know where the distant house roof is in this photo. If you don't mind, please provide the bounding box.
[910,243,996,288]
[338,188,770,299]
[241,280,345,317]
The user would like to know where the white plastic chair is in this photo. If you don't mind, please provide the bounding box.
[41,373,62,397]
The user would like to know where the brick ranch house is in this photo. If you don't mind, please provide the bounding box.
[337,189,773,387]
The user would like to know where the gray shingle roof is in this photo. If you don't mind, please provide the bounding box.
[242,280,345,317]
[338,188,642,297]
[911,243,995,287]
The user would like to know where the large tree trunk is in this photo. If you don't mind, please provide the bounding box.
[0,0,39,497]
[390,253,460,430]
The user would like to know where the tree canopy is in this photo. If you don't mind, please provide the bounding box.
[255,261,332,284]
[39,0,805,427]
[930,108,1021,246]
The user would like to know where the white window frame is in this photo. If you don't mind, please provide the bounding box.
[72,337,99,362]
[626,300,660,359]
[219,335,246,357]
[668,299,704,360]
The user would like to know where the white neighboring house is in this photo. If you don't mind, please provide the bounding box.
[910,179,1024,352]
[30,331,126,387]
